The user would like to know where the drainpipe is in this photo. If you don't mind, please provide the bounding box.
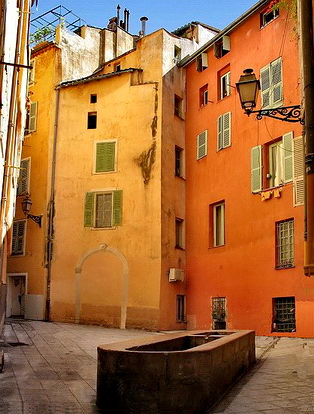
[45,87,60,321]
[299,0,314,275]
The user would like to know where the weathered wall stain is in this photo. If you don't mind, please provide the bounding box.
[135,141,156,185]
[135,83,159,184]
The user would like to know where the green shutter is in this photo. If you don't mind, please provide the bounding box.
[260,65,270,108]
[84,192,94,227]
[223,112,231,148]
[283,132,293,183]
[95,142,116,172]
[112,190,123,226]
[251,145,262,193]
[271,58,282,105]
[293,136,304,206]
[29,102,37,132]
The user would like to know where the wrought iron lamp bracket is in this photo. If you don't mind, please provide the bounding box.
[27,213,42,227]
[246,105,304,124]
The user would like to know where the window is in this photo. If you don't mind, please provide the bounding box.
[25,102,37,134]
[90,94,97,103]
[273,297,296,332]
[88,112,97,129]
[174,95,183,118]
[196,52,208,72]
[220,71,230,99]
[176,295,186,322]
[214,36,230,58]
[17,158,30,196]
[174,46,181,62]
[94,141,116,173]
[175,146,184,177]
[260,57,282,108]
[28,59,35,84]
[196,130,208,160]
[175,217,184,248]
[251,132,293,193]
[12,220,26,256]
[276,219,294,269]
[199,84,209,107]
[212,202,225,247]
[261,6,279,27]
[217,112,231,150]
[84,190,123,228]
[212,297,226,329]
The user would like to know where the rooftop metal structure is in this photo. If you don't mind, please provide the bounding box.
[30,5,87,45]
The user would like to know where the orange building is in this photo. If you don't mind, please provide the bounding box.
[184,0,314,336]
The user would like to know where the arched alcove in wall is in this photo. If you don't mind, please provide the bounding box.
[75,243,128,329]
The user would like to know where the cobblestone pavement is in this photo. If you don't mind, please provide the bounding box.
[1,321,313,413]
[0,319,159,413]
[212,337,314,413]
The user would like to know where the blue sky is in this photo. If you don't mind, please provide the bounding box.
[32,1,260,34]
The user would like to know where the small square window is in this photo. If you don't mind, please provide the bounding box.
[88,112,97,129]
[175,217,184,249]
[175,146,184,177]
[261,7,279,27]
[196,53,208,72]
[90,94,97,103]
[176,295,186,322]
[220,72,230,99]
[174,95,183,118]
[114,62,121,71]
[200,84,209,107]
[273,297,295,332]
[174,46,181,61]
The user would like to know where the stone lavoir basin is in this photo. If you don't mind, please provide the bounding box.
[97,330,255,414]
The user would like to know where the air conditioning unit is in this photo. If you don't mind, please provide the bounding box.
[169,268,184,282]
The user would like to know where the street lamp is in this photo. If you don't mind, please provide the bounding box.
[21,194,42,227]
[236,68,303,124]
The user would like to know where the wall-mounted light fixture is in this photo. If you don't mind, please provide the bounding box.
[236,68,303,124]
[21,194,42,227]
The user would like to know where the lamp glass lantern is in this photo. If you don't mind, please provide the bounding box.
[236,69,260,113]
[21,194,33,215]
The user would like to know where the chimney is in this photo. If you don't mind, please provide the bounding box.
[140,16,148,37]
[116,4,121,26]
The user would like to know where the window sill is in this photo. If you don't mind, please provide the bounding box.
[208,244,226,250]
[275,265,295,270]
[218,95,231,102]
[90,226,117,231]
[175,175,186,181]
[260,15,279,29]
[175,245,185,250]
[176,320,187,324]
[174,113,185,121]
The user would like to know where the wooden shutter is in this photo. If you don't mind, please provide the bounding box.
[112,190,123,226]
[251,145,262,193]
[95,142,116,173]
[222,35,230,51]
[293,136,304,206]
[223,112,231,148]
[201,53,208,69]
[29,102,37,132]
[217,116,223,150]
[197,130,208,159]
[283,132,293,183]
[84,192,94,227]
[12,220,26,255]
[95,193,112,227]
[17,158,30,196]
[271,58,282,105]
[260,65,270,108]
[226,72,231,96]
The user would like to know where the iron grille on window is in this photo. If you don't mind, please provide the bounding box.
[212,297,226,329]
[273,297,296,332]
[276,219,294,268]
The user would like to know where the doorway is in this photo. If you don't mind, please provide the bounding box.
[6,274,27,318]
